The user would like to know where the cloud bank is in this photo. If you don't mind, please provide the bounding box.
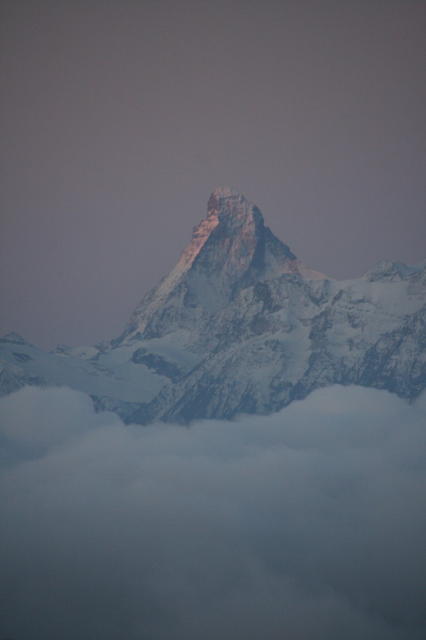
[1,385,425,640]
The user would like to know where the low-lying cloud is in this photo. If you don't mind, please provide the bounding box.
[1,385,425,640]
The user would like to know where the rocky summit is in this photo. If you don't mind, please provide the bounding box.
[1,188,425,423]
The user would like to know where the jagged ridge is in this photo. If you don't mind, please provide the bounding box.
[123,187,324,340]
[1,188,425,423]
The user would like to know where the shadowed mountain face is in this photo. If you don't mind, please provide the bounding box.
[1,188,425,423]
[123,187,324,340]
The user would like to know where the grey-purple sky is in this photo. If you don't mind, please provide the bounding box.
[1,0,425,348]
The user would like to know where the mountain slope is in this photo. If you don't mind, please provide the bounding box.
[121,186,324,342]
[1,188,425,423]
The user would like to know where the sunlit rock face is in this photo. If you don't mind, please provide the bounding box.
[123,187,324,340]
[1,188,425,424]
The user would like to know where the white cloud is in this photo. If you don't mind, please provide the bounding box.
[0,385,425,639]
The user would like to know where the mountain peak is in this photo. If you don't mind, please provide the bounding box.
[0,332,31,346]
[211,185,243,199]
[123,189,326,339]
[207,186,262,223]
[364,260,426,282]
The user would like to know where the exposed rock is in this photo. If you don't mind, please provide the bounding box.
[1,188,425,423]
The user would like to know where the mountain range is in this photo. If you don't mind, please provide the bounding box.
[1,186,425,423]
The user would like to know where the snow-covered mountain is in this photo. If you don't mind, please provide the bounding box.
[1,187,425,423]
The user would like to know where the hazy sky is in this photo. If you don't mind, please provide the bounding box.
[1,0,425,348]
